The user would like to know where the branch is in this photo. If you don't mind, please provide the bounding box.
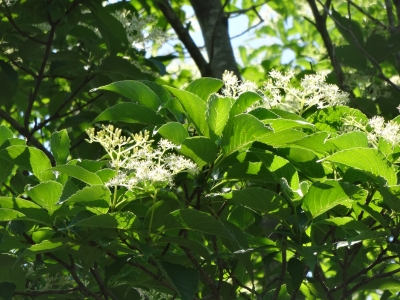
[317,0,400,94]
[209,0,230,64]
[180,245,222,299]
[156,0,210,77]
[90,262,118,300]
[343,267,400,298]
[0,108,55,164]
[306,0,356,106]
[348,0,387,29]
[394,0,400,27]
[14,288,80,297]
[2,1,46,45]
[24,14,60,137]
[31,75,97,134]
[22,233,103,299]
[272,239,287,300]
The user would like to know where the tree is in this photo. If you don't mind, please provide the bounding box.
[1,0,400,299]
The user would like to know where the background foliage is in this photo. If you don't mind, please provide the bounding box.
[1,0,400,299]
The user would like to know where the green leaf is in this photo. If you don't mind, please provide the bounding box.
[0,208,25,221]
[230,92,265,117]
[316,217,369,231]
[93,81,161,110]
[221,114,272,156]
[289,132,332,155]
[232,187,291,219]
[326,131,369,151]
[288,258,305,290]
[93,103,165,125]
[379,185,400,213]
[0,282,16,300]
[0,146,53,182]
[303,180,366,218]
[144,199,179,231]
[156,122,189,145]
[163,86,210,136]
[156,236,210,260]
[0,197,51,224]
[206,96,232,140]
[179,137,218,167]
[253,151,299,190]
[336,44,367,70]
[165,209,234,239]
[50,130,71,165]
[258,129,308,147]
[27,238,72,254]
[323,148,397,185]
[25,181,63,214]
[63,185,111,214]
[72,212,137,229]
[307,106,368,133]
[0,255,25,292]
[160,261,199,300]
[0,125,13,147]
[361,278,400,291]
[185,78,223,101]
[51,165,103,185]
[332,8,364,46]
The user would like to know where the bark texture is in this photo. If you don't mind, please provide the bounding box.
[189,0,240,79]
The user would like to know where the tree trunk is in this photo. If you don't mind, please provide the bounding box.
[189,0,240,79]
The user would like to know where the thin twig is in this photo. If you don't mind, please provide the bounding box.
[24,14,60,137]
[2,1,46,45]
[0,108,55,164]
[90,262,118,300]
[180,245,222,299]
[272,238,287,300]
[317,0,400,94]
[348,0,387,29]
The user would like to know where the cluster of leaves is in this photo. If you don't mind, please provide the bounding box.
[0,0,171,162]
[238,0,400,120]
[1,74,400,300]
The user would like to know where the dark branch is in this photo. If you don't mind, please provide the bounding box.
[0,108,55,164]
[14,288,80,297]
[24,14,60,137]
[156,0,210,77]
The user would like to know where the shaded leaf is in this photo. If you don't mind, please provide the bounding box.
[72,212,137,229]
[232,187,291,219]
[164,86,210,136]
[165,209,234,239]
[179,137,218,167]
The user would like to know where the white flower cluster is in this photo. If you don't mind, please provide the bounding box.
[86,125,197,191]
[113,10,168,49]
[220,70,259,98]
[342,115,400,147]
[263,70,350,115]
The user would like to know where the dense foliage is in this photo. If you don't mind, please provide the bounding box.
[1,0,400,299]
